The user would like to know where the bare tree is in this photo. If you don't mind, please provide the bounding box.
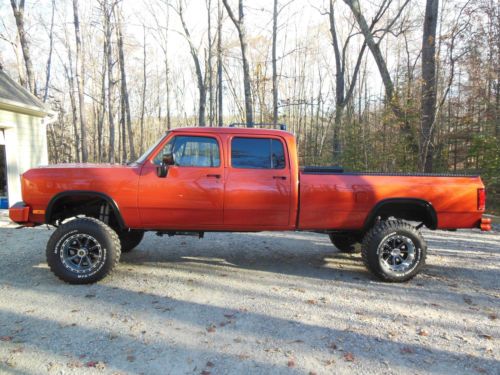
[10,0,36,95]
[222,0,253,126]
[272,0,279,125]
[175,0,207,126]
[115,7,136,160]
[207,0,215,126]
[420,0,439,172]
[140,25,147,154]
[217,0,224,126]
[343,0,409,117]
[72,0,88,162]
[43,0,56,103]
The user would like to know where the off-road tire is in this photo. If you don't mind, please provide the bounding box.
[361,220,427,282]
[46,217,121,284]
[329,234,361,253]
[118,230,144,253]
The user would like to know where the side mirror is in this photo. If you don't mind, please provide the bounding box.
[156,153,174,178]
[157,163,168,178]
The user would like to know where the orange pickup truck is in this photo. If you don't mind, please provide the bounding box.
[9,126,490,284]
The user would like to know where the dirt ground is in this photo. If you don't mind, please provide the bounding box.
[0,222,499,374]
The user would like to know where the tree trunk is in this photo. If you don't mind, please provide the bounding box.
[72,0,88,162]
[217,0,223,127]
[343,0,407,121]
[222,0,254,126]
[10,0,36,95]
[272,0,278,125]
[420,0,439,172]
[207,0,214,126]
[43,0,55,102]
[140,25,147,154]
[178,2,206,127]
[115,9,136,160]
[104,0,116,163]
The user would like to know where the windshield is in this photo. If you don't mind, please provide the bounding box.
[133,132,170,164]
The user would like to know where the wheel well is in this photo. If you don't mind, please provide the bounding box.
[46,192,125,229]
[364,199,437,230]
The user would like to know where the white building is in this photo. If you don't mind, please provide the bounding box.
[0,70,49,207]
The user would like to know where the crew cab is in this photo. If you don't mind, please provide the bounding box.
[9,126,491,284]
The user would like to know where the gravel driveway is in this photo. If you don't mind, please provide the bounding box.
[0,224,499,375]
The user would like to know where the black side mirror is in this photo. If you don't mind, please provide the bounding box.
[157,162,168,178]
[156,153,174,178]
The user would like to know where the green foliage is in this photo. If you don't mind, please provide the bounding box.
[469,134,500,214]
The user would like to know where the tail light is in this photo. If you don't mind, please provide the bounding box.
[477,188,486,211]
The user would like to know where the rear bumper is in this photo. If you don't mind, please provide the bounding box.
[479,217,492,231]
[9,202,30,225]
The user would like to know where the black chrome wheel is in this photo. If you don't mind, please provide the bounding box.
[60,233,104,275]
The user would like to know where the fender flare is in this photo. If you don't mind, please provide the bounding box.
[45,190,126,229]
[363,198,437,230]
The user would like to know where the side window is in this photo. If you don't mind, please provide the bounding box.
[231,137,286,169]
[154,136,220,167]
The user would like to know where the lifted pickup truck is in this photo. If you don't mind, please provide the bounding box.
[10,126,491,284]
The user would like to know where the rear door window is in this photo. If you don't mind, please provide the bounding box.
[231,138,286,169]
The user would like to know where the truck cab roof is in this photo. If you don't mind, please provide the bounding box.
[170,126,294,138]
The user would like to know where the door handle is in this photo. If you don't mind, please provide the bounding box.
[273,176,287,180]
[206,174,221,179]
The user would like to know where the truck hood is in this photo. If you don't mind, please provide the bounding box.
[31,163,138,170]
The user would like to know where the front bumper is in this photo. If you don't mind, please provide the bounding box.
[9,202,30,224]
[479,217,492,231]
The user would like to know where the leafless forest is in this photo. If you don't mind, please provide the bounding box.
[1,0,499,210]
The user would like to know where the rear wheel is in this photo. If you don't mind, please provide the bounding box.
[118,230,144,253]
[46,217,121,284]
[361,220,427,282]
[329,234,361,253]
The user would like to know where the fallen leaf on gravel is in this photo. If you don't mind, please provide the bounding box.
[418,329,429,336]
[479,334,493,340]
[343,352,355,362]
[67,360,83,369]
[488,313,497,320]
[287,359,295,367]
[306,299,316,305]
[463,297,473,305]
[400,346,415,354]
[206,361,214,367]
[206,325,216,333]
[0,336,13,341]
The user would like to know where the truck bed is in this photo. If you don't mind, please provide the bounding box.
[298,171,484,231]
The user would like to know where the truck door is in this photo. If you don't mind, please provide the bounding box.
[138,134,224,228]
[224,136,291,227]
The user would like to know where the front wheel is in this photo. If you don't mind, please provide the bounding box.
[46,217,121,284]
[361,220,427,282]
